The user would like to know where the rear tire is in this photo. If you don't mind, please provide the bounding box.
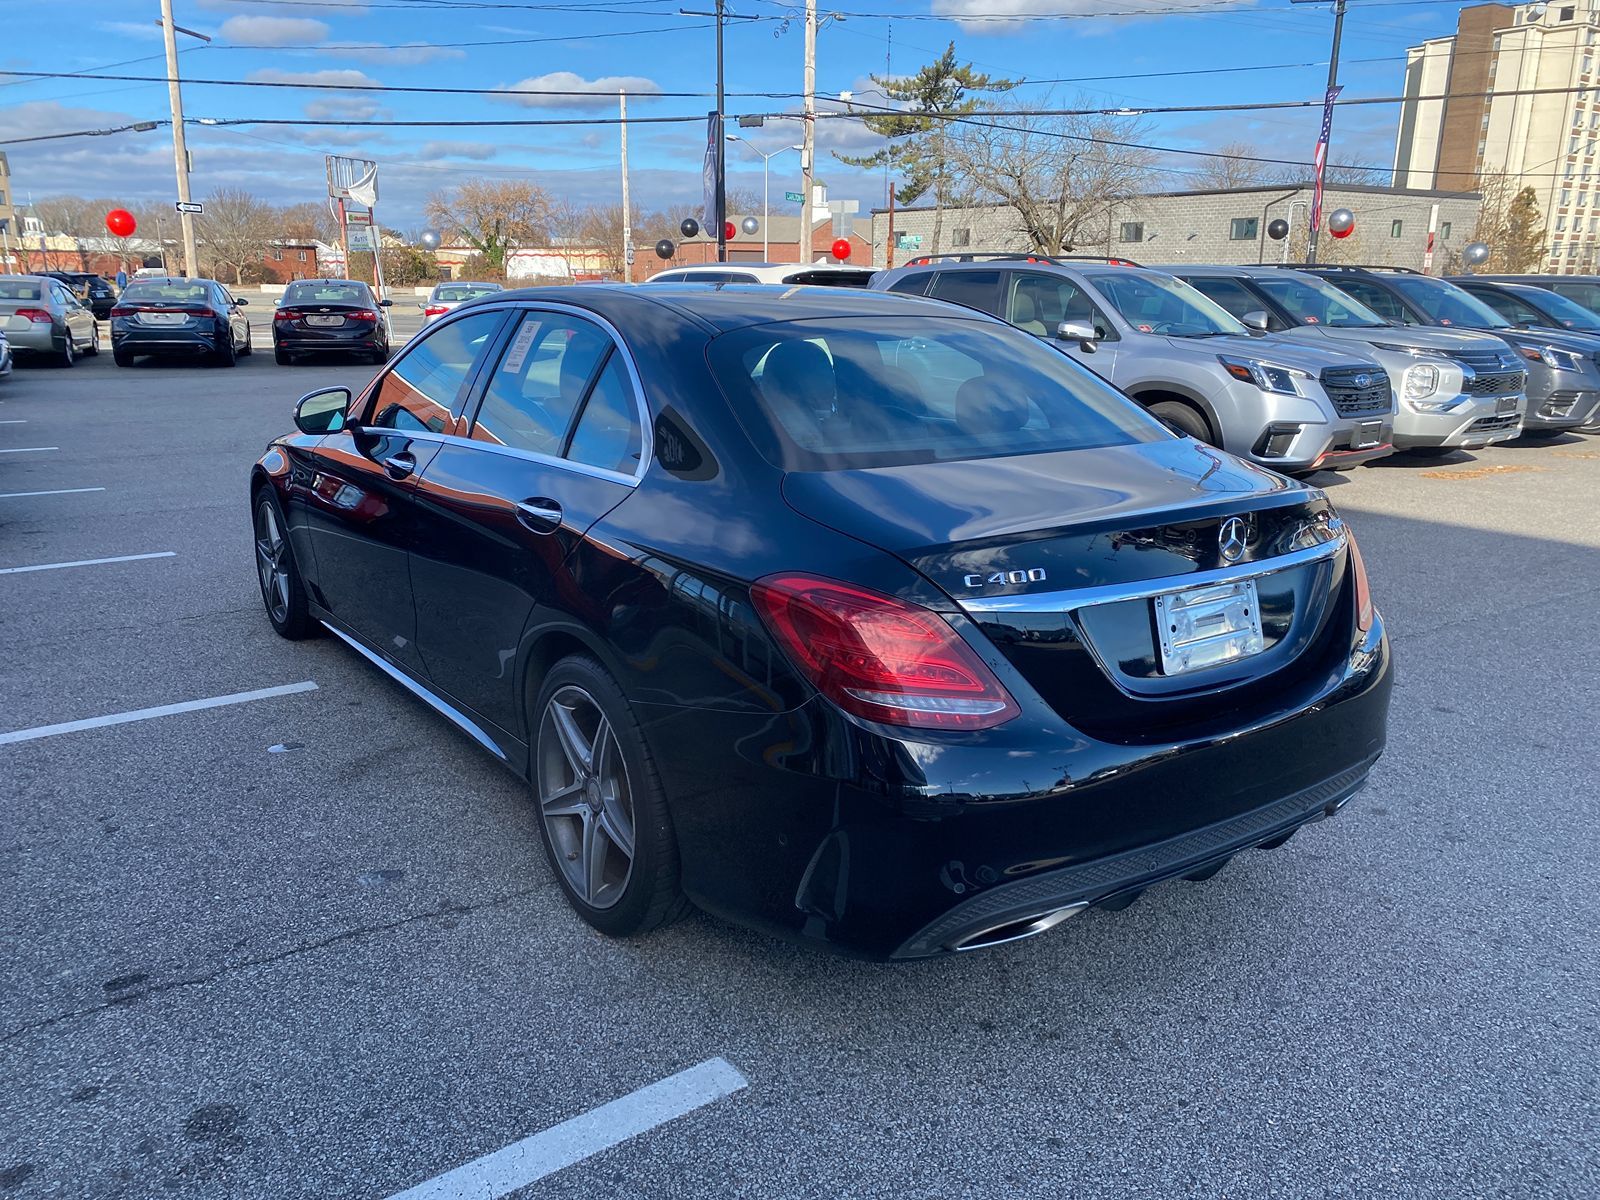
[214,332,237,368]
[530,655,690,938]
[113,346,135,367]
[274,347,292,366]
[1148,399,1213,444]
[252,487,316,640]
[369,345,390,365]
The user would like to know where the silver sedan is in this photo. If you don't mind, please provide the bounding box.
[0,275,99,366]
[420,281,503,327]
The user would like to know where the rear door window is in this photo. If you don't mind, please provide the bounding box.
[928,270,1003,316]
[1334,279,1410,324]
[366,310,505,433]
[468,313,613,456]
[565,354,644,476]
[885,272,933,296]
[1548,280,1600,312]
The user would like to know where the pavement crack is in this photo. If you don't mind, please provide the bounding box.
[0,885,544,1047]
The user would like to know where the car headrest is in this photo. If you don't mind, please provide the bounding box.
[954,377,1030,436]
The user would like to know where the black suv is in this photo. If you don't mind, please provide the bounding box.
[40,271,117,319]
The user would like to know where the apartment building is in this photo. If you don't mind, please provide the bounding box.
[1393,2,1600,272]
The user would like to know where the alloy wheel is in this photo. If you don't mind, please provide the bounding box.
[537,685,636,909]
[254,499,291,623]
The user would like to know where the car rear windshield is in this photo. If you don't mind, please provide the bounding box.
[1091,272,1248,337]
[1387,276,1509,328]
[119,282,211,304]
[706,315,1167,471]
[434,284,499,302]
[284,282,368,305]
[1252,275,1387,328]
[783,270,874,288]
[0,280,46,300]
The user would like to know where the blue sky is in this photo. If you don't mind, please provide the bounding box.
[0,0,1479,231]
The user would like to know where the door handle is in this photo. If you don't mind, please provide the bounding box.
[515,498,563,533]
[383,452,416,480]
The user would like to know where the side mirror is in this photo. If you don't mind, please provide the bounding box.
[294,386,351,435]
[378,298,394,307]
[1056,319,1098,348]
[235,297,249,306]
[1241,309,1270,332]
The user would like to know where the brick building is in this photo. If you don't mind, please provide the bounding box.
[632,214,871,281]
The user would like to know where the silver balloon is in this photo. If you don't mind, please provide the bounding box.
[1463,241,1491,266]
[1327,208,1355,235]
[419,229,441,250]
[741,216,759,235]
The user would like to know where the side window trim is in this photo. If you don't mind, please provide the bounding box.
[557,344,617,458]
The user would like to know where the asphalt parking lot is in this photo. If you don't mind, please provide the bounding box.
[2,327,1597,1200]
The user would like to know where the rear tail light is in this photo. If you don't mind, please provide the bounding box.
[1347,532,1374,632]
[751,573,1020,731]
[14,308,53,324]
[274,309,295,322]
[109,306,134,318]
[350,309,379,322]
[423,305,449,317]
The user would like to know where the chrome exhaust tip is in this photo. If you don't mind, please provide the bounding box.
[949,901,1090,952]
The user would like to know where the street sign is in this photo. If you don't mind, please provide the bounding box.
[345,210,373,226]
[625,246,636,266]
[347,227,375,250]
[896,234,922,249]
[784,191,804,203]
[175,201,203,215]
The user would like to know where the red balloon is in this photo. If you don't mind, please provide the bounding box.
[831,237,852,260]
[1330,225,1354,239]
[105,209,136,238]
[724,221,736,241]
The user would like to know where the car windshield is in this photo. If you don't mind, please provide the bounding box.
[1091,272,1247,337]
[434,284,499,302]
[707,315,1168,471]
[120,282,211,304]
[1253,275,1388,328]
[1387,276,1510,328]
[1510,285,1600,331]
[285,282,368,305]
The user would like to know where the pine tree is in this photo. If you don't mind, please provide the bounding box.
[838,43,1015,255]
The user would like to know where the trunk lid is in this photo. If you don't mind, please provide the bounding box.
[782,438,1353,741]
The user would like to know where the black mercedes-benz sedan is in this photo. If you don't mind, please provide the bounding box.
[249,285,1392,959]
[272,279,392,365]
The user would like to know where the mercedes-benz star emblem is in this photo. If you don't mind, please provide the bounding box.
[1218,517,1249,564]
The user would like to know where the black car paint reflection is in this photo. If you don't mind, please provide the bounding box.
[253,285,1391,959]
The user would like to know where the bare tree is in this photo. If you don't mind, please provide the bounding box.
[1189,142,1279,191]
[948,99,1158,255]
[197,188,276,283]
[279,201,337,245]
[30,196,101,269]
[425,179,554,270]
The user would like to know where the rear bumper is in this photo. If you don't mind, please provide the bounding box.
[641,612,1393,960]
[5,326,60,354]
[275,333,384,353]
[113,328,222,355]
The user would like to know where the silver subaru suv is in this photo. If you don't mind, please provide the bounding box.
[1164,264,1527,455]
[873,255,1396,473]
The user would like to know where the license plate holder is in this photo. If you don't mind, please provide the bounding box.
[1153,578,1266,676]
[1353,420,1383,449]
[306,314,345,327]
[138,312,187,326]
[1495,395,1518,415]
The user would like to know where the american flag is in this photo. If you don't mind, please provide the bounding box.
[1309,85,1343,239]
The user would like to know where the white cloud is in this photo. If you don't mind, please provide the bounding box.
[930,0,1243,33]
[93,21,168,41]
[305,97,385,122]
[494,71,661,110]
[220,15,329,46]
[322,43,467,65]
[248,68,382,89]
[418,141,499,161]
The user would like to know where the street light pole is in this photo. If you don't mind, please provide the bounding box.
[159,0,201,276]
[800,0,817,265]
[727,137,803,259]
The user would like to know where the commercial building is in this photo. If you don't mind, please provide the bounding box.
[1392,2,1599,272]
[870,183,1481,273]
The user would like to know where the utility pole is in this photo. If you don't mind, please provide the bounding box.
[715,0,727,261]
[1297,0,1347,265]
[800,0,817,266]
[620,89,633,281]
[159,0,200,276]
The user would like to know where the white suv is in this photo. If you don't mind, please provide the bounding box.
[646,262,875,287]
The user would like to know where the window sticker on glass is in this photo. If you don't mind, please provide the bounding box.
[502,320,542,374]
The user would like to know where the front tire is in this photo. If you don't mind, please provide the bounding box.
[239,325,253,356]
[84,325,100,357]
[531,656,689,938]
[253,488,315,640]
[57,333,75,368]
[1148,399,1213,443]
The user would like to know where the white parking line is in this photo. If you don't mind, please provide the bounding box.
[0,681,320,746]
[384,1058,748,1200]
[0,446,58,454]
[0,418,26,424]
[0,551,174,575]
[0,487,107,499]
